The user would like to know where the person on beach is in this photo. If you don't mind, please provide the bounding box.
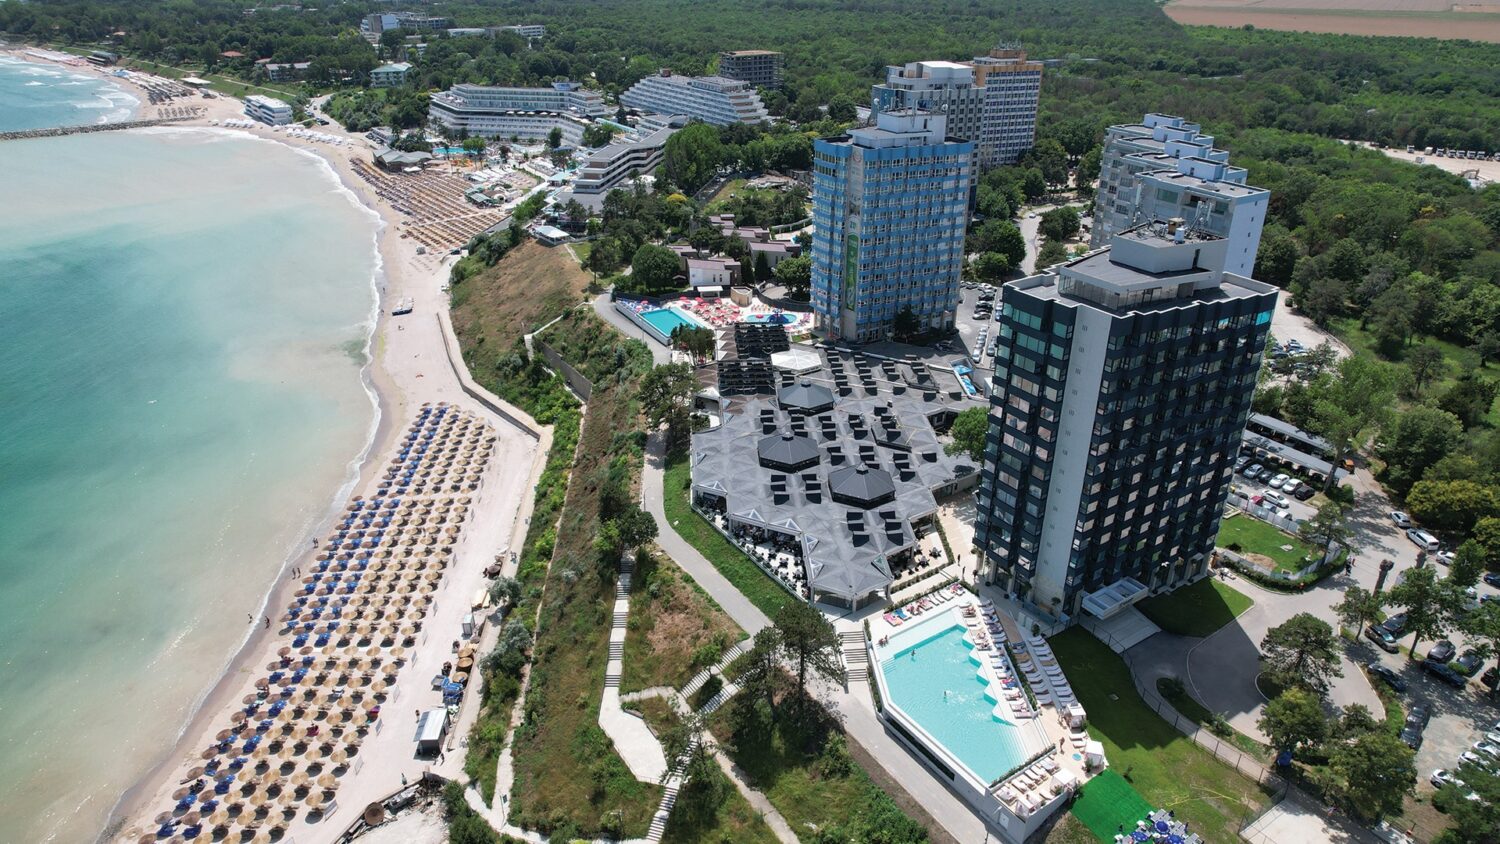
[263,616,269,629]
[247,614,253,624]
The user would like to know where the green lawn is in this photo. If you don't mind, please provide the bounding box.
[706,177,748,205]
[1135,579,1254,638]
[1071,769,1154,841]
[1216,514,1318,573]
[1155,679,1270,758]
[1049,629,1273,842]
[662,448,792,618]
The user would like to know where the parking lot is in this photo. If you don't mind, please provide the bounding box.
[952,282,1001,376]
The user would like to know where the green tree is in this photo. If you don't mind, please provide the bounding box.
[596,505,658,558]
[1255,225,1300,288]
[753,250,772,282]
[1376,405,1464,496]
[892,305,920,341]
[670,325,715,361]
[630,243,682,293]
[1298,499,1351,560]
[971,252,1011,282]
[1386,565,1451,661]
[461,136,487,155]
[1474,516,1500,569]
[638,361,698,445]
[1258,687,1329,753]
[1333,586,1379,634]
[1439,372,1500,429]
[774,601,844,726]
[1405,344,1447,397]
[1260,613,1343,696]
[1458,600,1500,699]
[826,94,857,122]
[945,406,988,462]
[1036,240,1069,269]
[1328,731,1415,821]
[968,219,1027,267]
[1309,355,1397,494]
[662,123,723,194]
[545,126,562,149]
[582,122,617,148]
[1448,541,1485,592]
[487,575,521,609]
[736,626,783,722]
[1039,206,1081,242]
[1076,145,1103,187]
[1433,759,1500,842]
[772,255,811,300]
[1406,479,1500,535]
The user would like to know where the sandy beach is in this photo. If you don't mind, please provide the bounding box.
[0,49,550,843]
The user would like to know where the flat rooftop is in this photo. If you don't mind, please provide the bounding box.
[1144,169,1267,199]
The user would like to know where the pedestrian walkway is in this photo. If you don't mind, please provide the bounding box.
[682,638,753,698]
[599,550,669,782]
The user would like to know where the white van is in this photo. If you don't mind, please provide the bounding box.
[1406,528,1440,553]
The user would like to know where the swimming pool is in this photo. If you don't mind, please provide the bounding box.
[880,623,1031,782]
[639,307,703,338]
[743,312,794,325]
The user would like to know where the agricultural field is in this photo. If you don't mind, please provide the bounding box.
[1166,0,1500,42]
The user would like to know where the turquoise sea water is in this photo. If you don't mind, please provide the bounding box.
[0,54,139,129]
[0,65,380,843]
[880,624,1029,782]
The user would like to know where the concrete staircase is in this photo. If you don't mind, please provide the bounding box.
[605,558,632,690]
[840,630,870,683]
[681,638,753,698]
[647,734,701,842]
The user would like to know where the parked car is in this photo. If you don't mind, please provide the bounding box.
[1269,473,1290,488]
[1475,740,1500,759]
[1431,769,1466,789]
[1242,463,1264,480]
[1390,511,1413,528]
[1453,650,1485,676]
[1407,528,1441,552]
[1400,724,1424,749]
[1263,490,1290,509]
[1422,659,1468,688]
[1367,662,1407,692]
[1382,612,1409,635]
[1485,572,1500,588]
[1426,640,1457,663]
[1484,666,1499,690]
[1365,625,1400,653]
[1434,549,1455,566]
[1292,483,1317,501]
[1406,704,1431,728]
[1459,750,1497,771]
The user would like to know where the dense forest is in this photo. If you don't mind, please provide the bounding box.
[5,0,1500,148]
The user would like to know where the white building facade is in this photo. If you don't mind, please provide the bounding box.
[427,82,608,142]
[871,48,1042,168]
[619,71,768,126]
[244,94,293,125]
[1091,113,1268,278]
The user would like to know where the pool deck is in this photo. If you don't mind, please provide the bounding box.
[869,588,1101,828]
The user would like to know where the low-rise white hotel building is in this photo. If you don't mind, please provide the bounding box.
[619,70,768,126]
[244,94,293,125]
[427,82,609,143]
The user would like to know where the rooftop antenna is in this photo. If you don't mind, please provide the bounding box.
[1127,182,1147,230]
[1185,199,1212,239]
